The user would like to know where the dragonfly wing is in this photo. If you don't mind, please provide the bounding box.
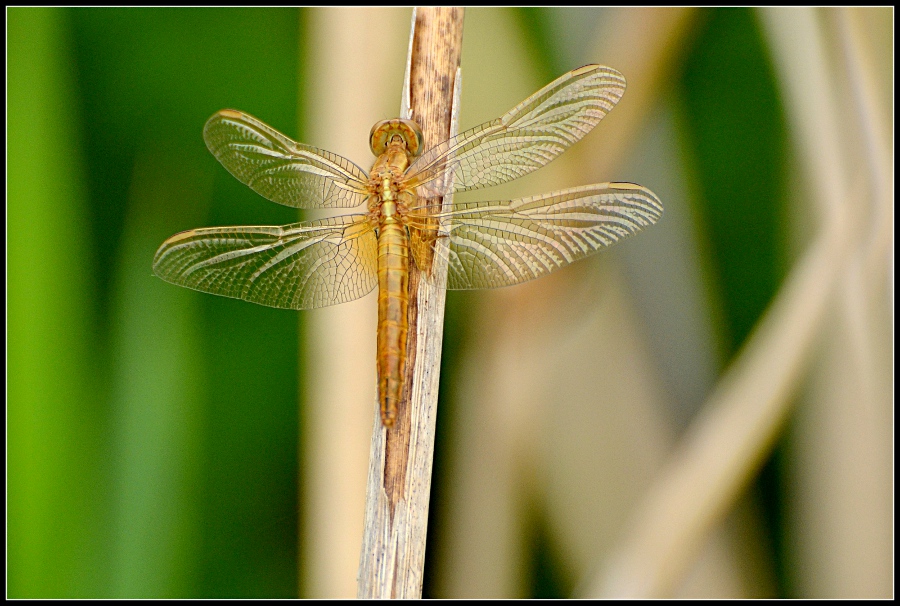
[435,183,661,289]
[204,110,370,209]
[405,65,626,198]
[153,215,378,309]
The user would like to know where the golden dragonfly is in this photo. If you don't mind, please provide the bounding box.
[153,64,662,427]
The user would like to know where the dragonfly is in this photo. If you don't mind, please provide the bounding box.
[153,64,662,427]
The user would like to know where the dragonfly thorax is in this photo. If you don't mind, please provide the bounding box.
[369,138,413,194]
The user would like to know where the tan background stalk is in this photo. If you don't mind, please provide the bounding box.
[300,8,409,598]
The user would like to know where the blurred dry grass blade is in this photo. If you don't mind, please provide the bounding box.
[589,6,892,598]
[300,7,410,599]
[762,7,892,598]
[579,7,696,179]
[775,7,893,598]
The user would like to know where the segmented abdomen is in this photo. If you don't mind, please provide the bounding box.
[376,220,409,427]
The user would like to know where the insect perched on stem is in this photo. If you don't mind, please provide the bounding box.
[153,65,663,427]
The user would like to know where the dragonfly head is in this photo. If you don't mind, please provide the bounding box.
[369,119,424,158]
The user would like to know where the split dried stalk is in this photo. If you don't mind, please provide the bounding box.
[357,6,464,599]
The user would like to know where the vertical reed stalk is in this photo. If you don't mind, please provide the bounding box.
[357,6,464,599]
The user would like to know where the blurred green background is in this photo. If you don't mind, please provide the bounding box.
[7,7,892,598]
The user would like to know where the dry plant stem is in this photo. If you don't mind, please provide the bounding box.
[589,7,858,598]
[357,7,464,599]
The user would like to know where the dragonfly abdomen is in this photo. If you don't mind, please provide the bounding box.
[376,219,409,427]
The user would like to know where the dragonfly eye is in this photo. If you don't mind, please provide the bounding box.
[369,119,424,157]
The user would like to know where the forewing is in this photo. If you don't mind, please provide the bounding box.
[204,110,370,208]
[153,215,378,309]
[435,183,662,289]
[404,65,626,198]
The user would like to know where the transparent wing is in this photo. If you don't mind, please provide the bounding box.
[203,110,370,209]
[426,183,662,290]
[404,65,626,198]
[153,214,377,309]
